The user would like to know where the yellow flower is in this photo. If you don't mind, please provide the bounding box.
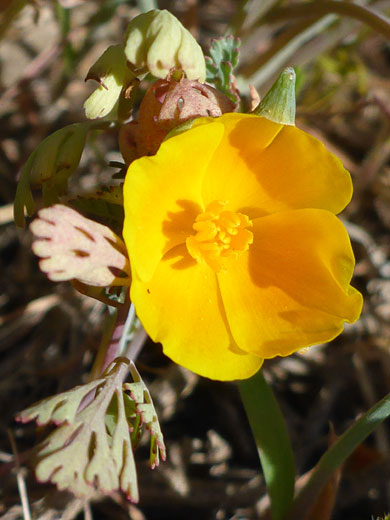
[123,113,362,381]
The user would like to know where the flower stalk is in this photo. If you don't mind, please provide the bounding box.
[239,370,295,520]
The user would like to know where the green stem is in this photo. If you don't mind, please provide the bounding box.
[287,392,390,520]
[267,0,390,40]
[239,370,295,520]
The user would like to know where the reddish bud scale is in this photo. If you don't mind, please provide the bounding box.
[119,78,235,163]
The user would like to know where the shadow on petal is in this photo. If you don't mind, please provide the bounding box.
[162,199,201,253]
[161,244,197,271]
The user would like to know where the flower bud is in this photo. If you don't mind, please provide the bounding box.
[84,45,136,120]
[119,78,235,161]
[254,67,296,126]
[124,10,206,82]
[29,123,89,185]
[14,123,90,226]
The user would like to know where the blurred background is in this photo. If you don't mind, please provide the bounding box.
[0,1,390,518]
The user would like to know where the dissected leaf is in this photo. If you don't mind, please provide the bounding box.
[16,358,166,502]
[17,378,104,426]
[43,359,136,500]
[125,363,166,469]
[205,35,240,104]
[30,204,130,287]
[207,35,240,71]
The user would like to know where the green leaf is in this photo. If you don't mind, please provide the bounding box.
[206,35,240,72]
[287,392,390,520]
[239,370,295,520]
[254,67,296,126]
[205,35,240,103]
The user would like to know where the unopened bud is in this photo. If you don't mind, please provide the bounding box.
[254,67,296,126]
[124,10,206,82]
[119,78,235,161]
[84,45,136,119]
[29,123,89,185]
[14,123,90,226]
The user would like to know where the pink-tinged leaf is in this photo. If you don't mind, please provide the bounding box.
[30,204,130,287]
[15,358,166,502]
[17,359,136,500]
[125,363,167,469]
[16,378,104,426]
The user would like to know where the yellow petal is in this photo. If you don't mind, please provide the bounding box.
[199,113,352,218]
[198,113,283,215]
[123,122,224,282]
[130,244,263,380]
[253,124,353,214]
[218,209,362,358]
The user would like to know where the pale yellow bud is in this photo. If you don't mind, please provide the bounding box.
[124,10,206,82]
[84,45,136,120]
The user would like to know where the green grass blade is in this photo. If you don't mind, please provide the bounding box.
[287,392,390,520]
[239,370,295,520]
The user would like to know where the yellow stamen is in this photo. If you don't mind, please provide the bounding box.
[186,200,253,271]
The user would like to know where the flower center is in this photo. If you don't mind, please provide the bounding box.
[186,200,253,272]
